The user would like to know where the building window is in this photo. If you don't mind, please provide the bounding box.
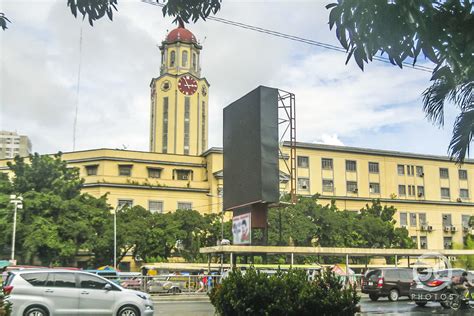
[416,166,424,177]
[321,158,333,170]
[192,53,197,70]
[407,165,415,176]
[460,189,469,199]
[459,169,468,180]
[444,237,452,249]
[170,50,176,67]
[322,179,334,192]
[368,162,379,173]
[346,160,357,172]
[118,199,133,209]
[297,156,309,168]
[442,214,452,227]
[440,168,449,179]
[298,178,310,191]
[346,181,358,193]
[175,170,192,180]
[400,212,407,226]
[410,213,417,227]
[177,202,192,210]
[184,97,190,155]
[182,50,188,67]
[217,186,223,197]
[462,215,471,229]
[441,187,450,199]
[118,165,132,177]
[149,201,163,213]
[202,101,206,152]
[417,186,425,198]
[85,165,98,176]
[162,97,169,153]
[398,185,406,196]
[420,236,427,249]
[369,182,380,194]
[411,236,418,247]
[397,164,405,175]
[147,168,162,179]
[408,185,415,196]
[419,213,427,225]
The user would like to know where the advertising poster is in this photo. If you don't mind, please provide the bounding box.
[232,213,251,244]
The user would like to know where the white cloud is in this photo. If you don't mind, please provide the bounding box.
[313,134,344,146]
[0,0,454,156]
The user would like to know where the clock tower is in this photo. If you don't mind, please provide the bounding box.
[150,22,209,155]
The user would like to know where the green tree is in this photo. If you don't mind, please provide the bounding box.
[327,1,473,162]
[0,154,113,266]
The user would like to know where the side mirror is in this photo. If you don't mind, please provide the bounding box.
[104,283,113,291]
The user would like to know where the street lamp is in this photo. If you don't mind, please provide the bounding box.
[9,194,23,263]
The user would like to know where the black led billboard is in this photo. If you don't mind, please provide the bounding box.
[223,86,279,211]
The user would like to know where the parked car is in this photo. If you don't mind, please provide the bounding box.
[362,268,414,301]
[85,269,121,285]
[147,275,185,293]
[119,272,143,290]
[409,268,473,307]
[3,269,154,316]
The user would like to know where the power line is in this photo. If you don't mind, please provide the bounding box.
[73,24,83,151]
[141,0,433,73]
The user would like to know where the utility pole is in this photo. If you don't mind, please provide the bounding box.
[10,195,23,263]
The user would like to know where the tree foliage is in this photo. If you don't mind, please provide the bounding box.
[327,0,473,162]
[268,197,414,250]
[209,268,360,316]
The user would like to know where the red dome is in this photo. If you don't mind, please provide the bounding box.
[166,27,197,44]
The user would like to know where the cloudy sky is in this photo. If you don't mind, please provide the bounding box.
[0,0,459,156]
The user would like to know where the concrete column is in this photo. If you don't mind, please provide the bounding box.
[291,253,294,267]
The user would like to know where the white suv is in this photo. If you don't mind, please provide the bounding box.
[3,269,154,316]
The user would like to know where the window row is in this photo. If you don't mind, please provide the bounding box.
[400,212,471,229]
[117,199,193,213]
[168,50,198,70]
[84,165,194,181]
[298,156,469,181]
[298,178,381,194]
[410,235,428,249]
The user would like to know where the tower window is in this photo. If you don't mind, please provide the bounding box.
[85,165,98,176]
[118,165,132,177]
[162,97,169,153]
[170,50,176,67]
[192,53,197,70]
[182,51,188,67]
[184,97,190,155]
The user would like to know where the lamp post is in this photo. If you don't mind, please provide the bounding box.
[9,195,23,263]
[114,203,128,270]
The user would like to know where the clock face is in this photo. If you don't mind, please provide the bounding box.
[178,75,198,95]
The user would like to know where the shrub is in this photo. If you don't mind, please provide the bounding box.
[0,291,12,316]
[209,268,359,316]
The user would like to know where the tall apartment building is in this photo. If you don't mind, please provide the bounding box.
[0,131,32,159]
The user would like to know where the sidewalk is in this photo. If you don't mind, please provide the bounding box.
[151,293,210,301]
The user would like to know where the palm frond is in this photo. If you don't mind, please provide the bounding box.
[449,108,474,163]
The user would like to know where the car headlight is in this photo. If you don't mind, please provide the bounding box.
[136,293,147,300]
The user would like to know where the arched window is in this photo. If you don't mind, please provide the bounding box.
[192,53,197,71]
[182,51,188,67]
[170,51,176,67]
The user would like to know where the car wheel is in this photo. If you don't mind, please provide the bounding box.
[118,306,140,316]
[388,289,400,302]
[415,301,427,307]
[369,294,379,301]
[24,306,49,316]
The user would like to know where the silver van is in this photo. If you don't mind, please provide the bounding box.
[3,269,154,316]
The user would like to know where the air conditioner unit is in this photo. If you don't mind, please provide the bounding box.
[181,175,189,180]
[445,243,452,249]
[302,185,308,190]
[421,225,429,231]
[418,193,424,198]
[353,188,359,193]
[457,198,462,203]
[450,226,457,232]
[449,256,457,262]
[444,226,451,232]
[463,226,470,232]
[401,225,408,229]
[427,225,433,232]
[443,215,448,219]
[421,242,427,247]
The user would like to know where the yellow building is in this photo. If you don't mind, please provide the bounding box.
[1,25,473,255]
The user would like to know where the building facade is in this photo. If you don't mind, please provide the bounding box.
[0,131,32,159]
[1,25,473,253]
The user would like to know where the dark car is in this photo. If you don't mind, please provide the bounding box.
[362,268,414,301]
[409,269,473,307]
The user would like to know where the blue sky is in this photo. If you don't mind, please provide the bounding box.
[0,0,458,157]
